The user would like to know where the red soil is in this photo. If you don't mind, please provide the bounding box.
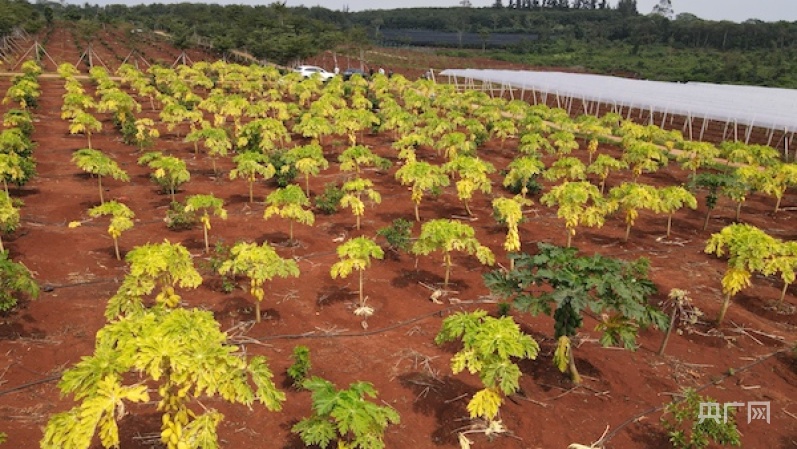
[0,25,795,449]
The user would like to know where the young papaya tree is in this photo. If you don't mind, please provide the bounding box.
[106,240,203,319]
[764,241,797,308]
[218,241,300,322]
[688,172,736,231]
[128,117,160,152]
[263,184,315,243]
[503,155,545,198]
[340,177,381,231]
[0,152,27,194]
[395,158,449,222]
[444,155,496,216]
[292,376,399,449]
[330,236,384,319]
[484,243,665,383]
[608,182,662,242]
[286,142,329,196]
[492,195,532,269]
[0,249,39,312]
[705,223,780,325]
[542,156,588,182]
[587,154,628,194]
[491,118,518,149]
[549,130,579,156]
[68,110,102,149]
[758,163,797,213]
[293,112,335,144]
[188,125,231,175]
[676,141,720,175]
[0,191,19,253]
[184,194,227,253]
[411,218,495,288]
[622,139,668,181]
[138,152,191,202]
[41,306,285,449]
[435,131,475,159]
[339,144,391,177]
[518,132,553,155]
[540,181,612,247]
[435,310,538,425]
[229,152,276,203]
[657,185,698,238]
[72,149,130,204]
[88,201,135,260]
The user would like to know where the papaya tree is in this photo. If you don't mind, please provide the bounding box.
[88,201,135,260]
[0,191,20,254]
[184,194,227,253]
[138,152,190,202]
[444,155,496,216]
[218,241,300,322]
[40,306,285,449]
[435,131,475,159]
[286,142,329,196]
[263,184,315,243]
[540,181,612,247]
[549,130,579,156]
[292,377,399,449]
[434,310,538,425]
[293,112,335,144]
[758,163,797,213]
[764,241,797,308]
[69,110,102,149]
[340,178,381,231]
[491,118,518,149]
[587,154,628,194]
[339,145,391,177]
[229,152,276,203]
[106,240,203,319]
[543,156,587,182]
[502,155,545,198]
[187,125,231,175]
[0,249,39,312]
[657,186,697,239]
[394,158,449,222]
[676,141,720,175]
[72,149,130,204]
[688,172,736,231]
[411,218,495,288]
[127,117,160,152]
[492,195,532,269]
[484,243,665,383]
[0,152,27,194]
[608,182,662,242]
[705,224,780,325]
[330,236,384,319]
[518,132,553,155]
[622,139,668,180]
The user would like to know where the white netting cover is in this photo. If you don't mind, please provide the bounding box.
[439,69,797,132]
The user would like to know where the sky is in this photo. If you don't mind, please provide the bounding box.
[274,0,797,23]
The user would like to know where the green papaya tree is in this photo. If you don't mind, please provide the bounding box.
[395,158,449,222]
[543,156,587,182]
[0,249,39,312]
[688,172,736,231]
[330,236,384,319]
[705,224,780,325]
[340,178,381,231]
[218,241,300,322]
[503,155,545,198]
[263,184,315,243]
[484,243,665,383]
[758,163,797,213]
[184,194,227,253]
[339,145,391,177]
[68,111,102,149]
[549,130,579,156]
[764,241,797,308]
[138,152,190,202]
[229,152,276,203]
[435,131,475,159]
[435,310,538,424]
[411,218,495,288]
[41,306,285,449]
[540,181,612,247]
[88,201,135,260]
[676,141,720,175]
[622,139,668,181]
[608,182,662,242]
[518,132,553,155]
[0,152,27,194]
[292,377,399,449]
[72,149,130,204]
[492,195,532,269]
[0,191,19,254]
[657,186,698,238]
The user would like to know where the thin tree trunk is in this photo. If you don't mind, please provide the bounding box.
[0,235,4,253]
[444,253,451,288]
[203,223,209,253]
[717,292,732,325]
[249,180,254,203]
[735,201,742,221]
[255,300,261,323]
[289,221,294,243]
[779,282,790,306]
[113,237,121,261]
[658,308,679,356]
[464,201,472,216]
[666,214,673,239]
[98,175,104,204]
[774,195,783,214]
[624,223,631,242]
[414,203,420,222]
[305,174,311,197]
[702,209,711,231]
[87,132,92,149]
[359,269,364,306]
[568,344,582,384]
[566,230,573,248]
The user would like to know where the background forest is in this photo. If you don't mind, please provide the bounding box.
[2,0,797,87]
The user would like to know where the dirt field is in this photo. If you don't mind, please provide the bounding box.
[0,24,795,449]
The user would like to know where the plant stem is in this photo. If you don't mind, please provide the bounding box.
[566,230,573,248]
[249,180,254,203]
[255,300,261,323]
[703,209,711,231]
[359,269,364,306]
[624,223,631,242]
[658,308,678,356]
[735,201,742,221]
[113,237,121,261]
[414,203,420,222]
[444,252,451,288]
[568,344,582,384]
[779,282,789,306]
[203,223,209,253]
[666,214,673,239]
[774,195,782,214]
[717,292,732,325]
[97,175,104,204]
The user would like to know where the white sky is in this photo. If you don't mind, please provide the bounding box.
[277,0,797,23]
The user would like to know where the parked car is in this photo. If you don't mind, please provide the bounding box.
[342,68,368,81]
[293,65,336,81]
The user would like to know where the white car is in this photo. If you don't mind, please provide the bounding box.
[294,65,336,81]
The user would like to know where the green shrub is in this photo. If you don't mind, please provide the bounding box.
[287,345,311,388]
[314,183,344,215]
[376,218,413,253]
[0,250,39,312]
[502,171,543,196]
[661,388,741,449]
[269,150,297,187]
[164,201,197,230]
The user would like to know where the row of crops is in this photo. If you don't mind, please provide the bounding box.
[2,58,795,448]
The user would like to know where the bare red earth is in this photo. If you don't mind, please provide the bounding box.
[0,25,795,449]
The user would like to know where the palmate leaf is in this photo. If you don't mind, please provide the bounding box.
[182,410,223,449]
[293,416,336,449]
[467,388,502,421]
[248,356,286,411]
